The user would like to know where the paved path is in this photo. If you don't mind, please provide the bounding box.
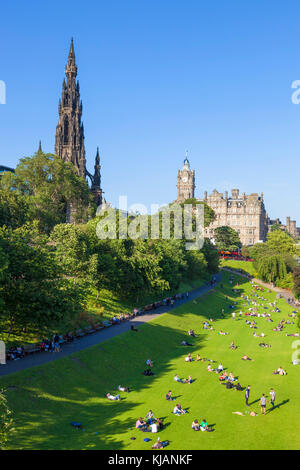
[0,272,222,377]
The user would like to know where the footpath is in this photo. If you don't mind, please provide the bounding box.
[0,272,222,377]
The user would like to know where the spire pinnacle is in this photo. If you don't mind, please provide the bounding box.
[68,38,75,62]
[38,140,42,153]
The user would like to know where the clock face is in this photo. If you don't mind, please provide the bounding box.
[182,177,188,183]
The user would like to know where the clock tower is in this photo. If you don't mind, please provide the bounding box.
[177,152,195,202]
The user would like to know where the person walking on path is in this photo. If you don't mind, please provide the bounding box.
[245,385,251,406]
[270,389,276,409]
[260,394,267,415]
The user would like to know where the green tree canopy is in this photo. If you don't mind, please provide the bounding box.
[0,151,94,232]
[214,226,242,251]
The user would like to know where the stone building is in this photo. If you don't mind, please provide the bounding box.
[55,39,103,212]
[269,217,300,238]
[203,189,269,246]
[176,152,195,202]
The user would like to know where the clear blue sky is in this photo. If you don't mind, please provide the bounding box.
[1,0,300,223]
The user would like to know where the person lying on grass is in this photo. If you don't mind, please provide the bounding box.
[242,355,253,361]
[181,340,193,346]
[174,374,184,383]
[152,437,163,449]
[106,392,121,401]
[173,403,187,415]
[259,343,271,348]
[218,331,229,335]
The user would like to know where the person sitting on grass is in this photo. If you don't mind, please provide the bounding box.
[273,366,287,376]
[218,363,224,372]
[165,390,174,401]
[196,354,202,361]
[183,375,193,384]
[106,392,121,401]
[192,419,200,431]
[185,353,193,362]
[235,382,242,391]
[145,410,155,423]
[200,419,209,431]
[131,323,138,332]
[156,418,164,430]
[118,385,130,392]
[242,355,253,361]
[188,329,197,337]
[136,417,147,430]
[230,341,237,349]
[173,403,187,415]
[228,372,236,382]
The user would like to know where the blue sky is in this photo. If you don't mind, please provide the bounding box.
[1,0,300,223]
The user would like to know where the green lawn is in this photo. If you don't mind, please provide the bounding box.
[220,259,257,277]
[1,271,300,450]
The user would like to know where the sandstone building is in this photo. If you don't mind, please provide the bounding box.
[203,189,269,246]
[55,39,103,210]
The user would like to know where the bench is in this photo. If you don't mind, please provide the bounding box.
[23,343,41,355]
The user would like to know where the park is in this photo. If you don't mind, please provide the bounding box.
[1,264,299,450]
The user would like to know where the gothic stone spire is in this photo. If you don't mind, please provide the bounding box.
[55,39,86,179]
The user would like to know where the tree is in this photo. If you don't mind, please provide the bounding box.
[50,223,92,279]
[214,226,242,251]
[0,389,13,449]
[0,151,94,233]
[0,189,29,229]
[270,223,282,232]
[241,246,250,259]
[257,254,287,283]
[266,230,296,255]
[293,267,300,299]
[0,223,86,335]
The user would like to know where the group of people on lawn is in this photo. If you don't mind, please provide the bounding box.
[104,275,296,448]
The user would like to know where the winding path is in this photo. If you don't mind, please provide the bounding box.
[0,272,222,377]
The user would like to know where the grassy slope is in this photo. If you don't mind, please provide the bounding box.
[1,271,300,450]
[220,259,257,277]
[0,278,207,349]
